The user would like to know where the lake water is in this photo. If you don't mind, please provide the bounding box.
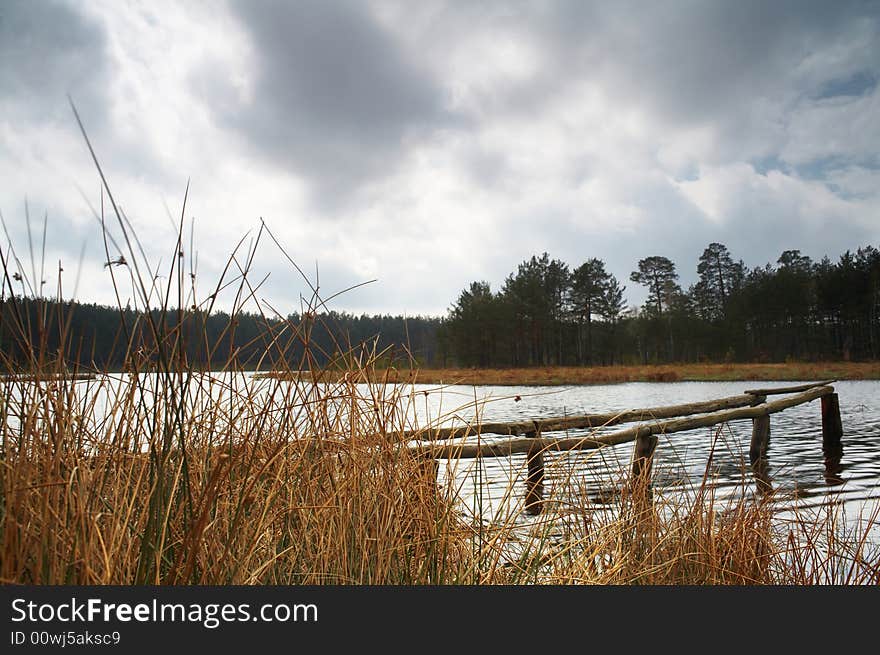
[5,373,879,546]
[390,379,880,541]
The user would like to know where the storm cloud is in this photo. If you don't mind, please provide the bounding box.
[1,0,878,315]
[0,0,110,125]
[202,0,461,208]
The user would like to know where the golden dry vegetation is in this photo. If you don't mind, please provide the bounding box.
[265,361,880,386]
[3,343,878,585]
[3,190,877,585]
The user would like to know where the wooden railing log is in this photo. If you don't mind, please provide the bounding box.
[410,385,834,460]
[409,393,763,442]
[744,380,836,396]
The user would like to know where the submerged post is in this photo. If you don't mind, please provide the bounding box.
[631,432,658,479]
[823,442,844,486]
[525,421,545,515]
[630,432,658,507]
[750,415,772,495]
[821,392,843,450]
[749,415,771,466]
[746,394,772,494]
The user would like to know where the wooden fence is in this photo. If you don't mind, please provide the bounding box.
[407,380,844,514]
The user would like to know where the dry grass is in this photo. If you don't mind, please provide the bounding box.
[299,362,880,387]
[2,127,877,584]
[0,370,469,584]
[3,297,878,585]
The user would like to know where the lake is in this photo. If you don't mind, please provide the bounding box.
[5,373,879,542]
[389,379,880,539]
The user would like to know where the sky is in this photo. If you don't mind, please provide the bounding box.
[1,0,879,318]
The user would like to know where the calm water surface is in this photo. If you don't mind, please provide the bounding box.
[392,379,880,537]
[7,374,879,542]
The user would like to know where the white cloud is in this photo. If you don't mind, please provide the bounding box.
[1,0,879,316]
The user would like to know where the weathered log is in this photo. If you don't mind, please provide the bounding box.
[411,385,834,459]
[744,379,836,396]
[409,393,762,442]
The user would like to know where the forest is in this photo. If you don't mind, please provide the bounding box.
[2,242,879,370]
[439,243,880,367]
[0,299,442,371]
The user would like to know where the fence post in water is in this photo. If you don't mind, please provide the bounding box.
[749,415,771,466]
[747,394,772,495]
[525,421,544,515]
[631,432,658,479]
[630,431,658,506]
[750,415,772,495]
[821,392,843,450]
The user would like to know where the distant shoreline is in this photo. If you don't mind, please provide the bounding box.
[256,361,880,386]
[0,372,98,382]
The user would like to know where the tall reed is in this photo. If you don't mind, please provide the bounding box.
[1,120,877,584]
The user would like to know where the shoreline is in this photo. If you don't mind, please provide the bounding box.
[257,361,880,386]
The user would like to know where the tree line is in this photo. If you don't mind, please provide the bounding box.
[439,243,880,366]
[0,299,442,371]
[3,241,879,371]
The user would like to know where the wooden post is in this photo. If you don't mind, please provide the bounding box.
[630,432,658,507]
[750,415,773,495]
[749,415,771,466]
[747,394,772,495]
[752,458,772,496]
[821,392,844,486]
[821,392,843,450]
[525,421,544,515]
[631,432,658,480]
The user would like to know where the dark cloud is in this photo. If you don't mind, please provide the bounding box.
[495,1,877,115]
[0,1,120,280]
[590,1,862,120]
[201,0,460,210]
[0,0,110,126]
[2,0,879,315]
[432,1,879,161]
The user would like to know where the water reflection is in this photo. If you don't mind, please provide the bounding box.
[823,443,845,486]
[415,380,880,527]
[6,373,878,535]
[751,457,773,496]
